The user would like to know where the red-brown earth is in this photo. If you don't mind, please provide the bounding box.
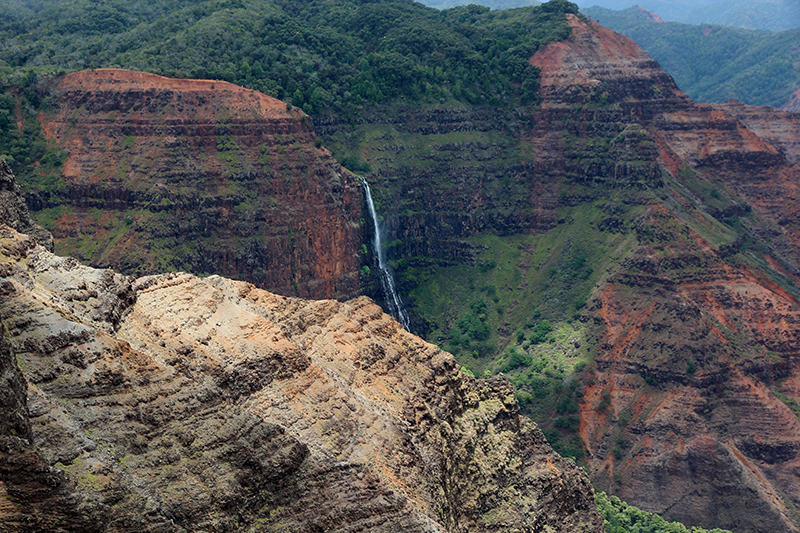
[30,68,363,300]
[528,13,800,533]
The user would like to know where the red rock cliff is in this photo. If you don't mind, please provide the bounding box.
[33,68,363,300]
[529,14,800,533]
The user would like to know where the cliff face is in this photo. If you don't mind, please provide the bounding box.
[0,165,603,532]
[526,14,800,533]
[0,158,53,252]
[782,88,800,114]
[309,14,800,531]
[31,69,363,300]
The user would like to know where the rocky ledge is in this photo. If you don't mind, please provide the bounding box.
[0,162,602,531]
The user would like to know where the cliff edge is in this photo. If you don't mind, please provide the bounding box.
[0,163,603,532]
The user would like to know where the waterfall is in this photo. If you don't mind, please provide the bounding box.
[362,179,410,330]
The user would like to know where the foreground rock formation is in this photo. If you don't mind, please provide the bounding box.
[31,69,363,300]
[0,162,603,532]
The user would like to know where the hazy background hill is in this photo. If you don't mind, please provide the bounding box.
[576,0,800,30]
[582,5,800,108]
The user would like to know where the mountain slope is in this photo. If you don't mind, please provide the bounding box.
[581,6,800,109]
[530,14,800,533]
[340,12,800,532]
[575,0,800,31]
[30,68,364,300]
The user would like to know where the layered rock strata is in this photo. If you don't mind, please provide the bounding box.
[525,13,800,533]
[0,158,53,252]
[32,69,363,300]
[0,164,603,531]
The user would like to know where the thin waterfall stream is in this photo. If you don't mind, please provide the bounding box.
[362,179,410,330]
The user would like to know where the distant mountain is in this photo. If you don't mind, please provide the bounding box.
[577,0,800,30]
[582,6,800,108]
[417,0,540,9]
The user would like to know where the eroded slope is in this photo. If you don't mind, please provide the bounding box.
[31,69,363,300]
[524,13,800,533]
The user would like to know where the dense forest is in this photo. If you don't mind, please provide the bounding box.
[582,5,800,107]
[0,0,582,176]
[418,0,541,10]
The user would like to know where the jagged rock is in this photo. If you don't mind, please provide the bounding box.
[0,159,53,252]
[0,218,603,531]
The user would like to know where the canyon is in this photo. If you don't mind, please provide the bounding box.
[323,13,800,533]
[0,161,603,531]
[7,4,800,533]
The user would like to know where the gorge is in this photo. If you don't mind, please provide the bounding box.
[0,157,603,532]
[2,0,800,531]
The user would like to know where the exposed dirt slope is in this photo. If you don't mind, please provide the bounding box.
[33,69,363,300]
[527,13,800,533]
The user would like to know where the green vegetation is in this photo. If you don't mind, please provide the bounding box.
[397,196,641,460]
[582,6,800,108]
[0,0,580,178]
[0,89,51,175]
[420,0,541,10]
[0,0,576,113]
[596,492,732,533]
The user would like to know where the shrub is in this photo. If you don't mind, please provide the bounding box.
[501,348,532,372]
[530,319,554,344]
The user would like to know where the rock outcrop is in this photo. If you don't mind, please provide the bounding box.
[0,164,603,532]
[31,69,363,300]
[782,88,800,114]
[0,158,52,252]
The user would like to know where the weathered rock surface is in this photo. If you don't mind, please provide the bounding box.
[782,88,800,114]
[31,69,363,300]
[0,159,52,252]
[0,166,602,532]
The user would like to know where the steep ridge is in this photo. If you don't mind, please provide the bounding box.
[0,164,603,531]
[526,13,800,533]
[30,69,363,300]
[783,89,800,114]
